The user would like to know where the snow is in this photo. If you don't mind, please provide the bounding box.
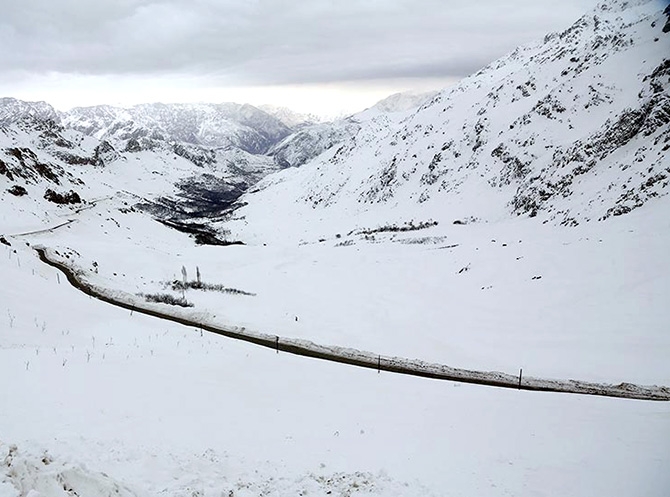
[2,0,670,495]
[2,239,670,496]
[17,191,670,388]
[62,102,292,154]
[229,0,670,240]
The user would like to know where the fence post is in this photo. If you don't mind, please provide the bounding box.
[518,368,523,389]
[276,336,279,354]
[378,355,381,374]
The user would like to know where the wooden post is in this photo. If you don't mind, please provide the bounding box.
[276,336,279,354]
[518,368,523,389]
[378,355,381,374]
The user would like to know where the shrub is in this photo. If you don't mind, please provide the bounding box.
[351,219,439,236]
[142,293,193,307]
[170,280,255,296]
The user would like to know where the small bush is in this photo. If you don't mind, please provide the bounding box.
[142,293,193,307]
[170,280,255,296]
[351,219,439,236]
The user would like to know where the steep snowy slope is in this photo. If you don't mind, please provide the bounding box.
[0,100,111,230]
[358,91,439,116]
[268,119,361,168]
[228,0,670,244]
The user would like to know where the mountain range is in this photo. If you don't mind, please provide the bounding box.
[2,0,666,244]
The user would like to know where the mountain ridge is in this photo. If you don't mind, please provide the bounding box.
[221,0,670,244]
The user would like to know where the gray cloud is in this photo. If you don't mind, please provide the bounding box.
[0,0,601,85]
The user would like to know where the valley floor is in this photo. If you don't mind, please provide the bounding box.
[2,195,670,496]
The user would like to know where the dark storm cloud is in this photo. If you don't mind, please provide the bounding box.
[0,0,600,84]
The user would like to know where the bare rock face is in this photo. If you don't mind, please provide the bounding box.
[93,140,120,167]
[44,188,82,204]
[7,185,27,196]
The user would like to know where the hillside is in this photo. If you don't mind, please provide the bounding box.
[0,98,284,231]
[225,0,670,244]
[268,91,438,169]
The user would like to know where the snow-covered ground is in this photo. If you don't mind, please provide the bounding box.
[17,190,670,387]
[2,231,670,497]
[2,179,669,491]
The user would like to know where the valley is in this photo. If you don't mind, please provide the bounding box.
[1,0,670,496]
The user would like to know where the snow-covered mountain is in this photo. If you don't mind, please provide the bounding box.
[0,98,281,231]
[226,0,670,244]
[258,104,323,129]
[62,102,292,155]
[268,91,438,169]
[359,91,440,116]
[0,97,60,126]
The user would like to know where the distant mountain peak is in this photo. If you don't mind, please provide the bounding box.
[0,97,59,126]
[365,91,440,115]
[257,104,323,129]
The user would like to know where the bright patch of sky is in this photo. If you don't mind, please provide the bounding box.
[0,0,600,116]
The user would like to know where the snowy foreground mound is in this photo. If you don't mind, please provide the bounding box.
[1,237,669,497]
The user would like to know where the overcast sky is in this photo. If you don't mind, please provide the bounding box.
[0,0,600,116]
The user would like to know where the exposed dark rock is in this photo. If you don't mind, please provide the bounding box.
[93,140,120,167]
[156,218,244,246]
[44,188,81,204]
[7,185,27,196]
[0,158,13,181]
[125,138,142,153]
[6,148,61,184]
[173,143,216,167]
[491,144,531,184]
[54,151,96,166]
